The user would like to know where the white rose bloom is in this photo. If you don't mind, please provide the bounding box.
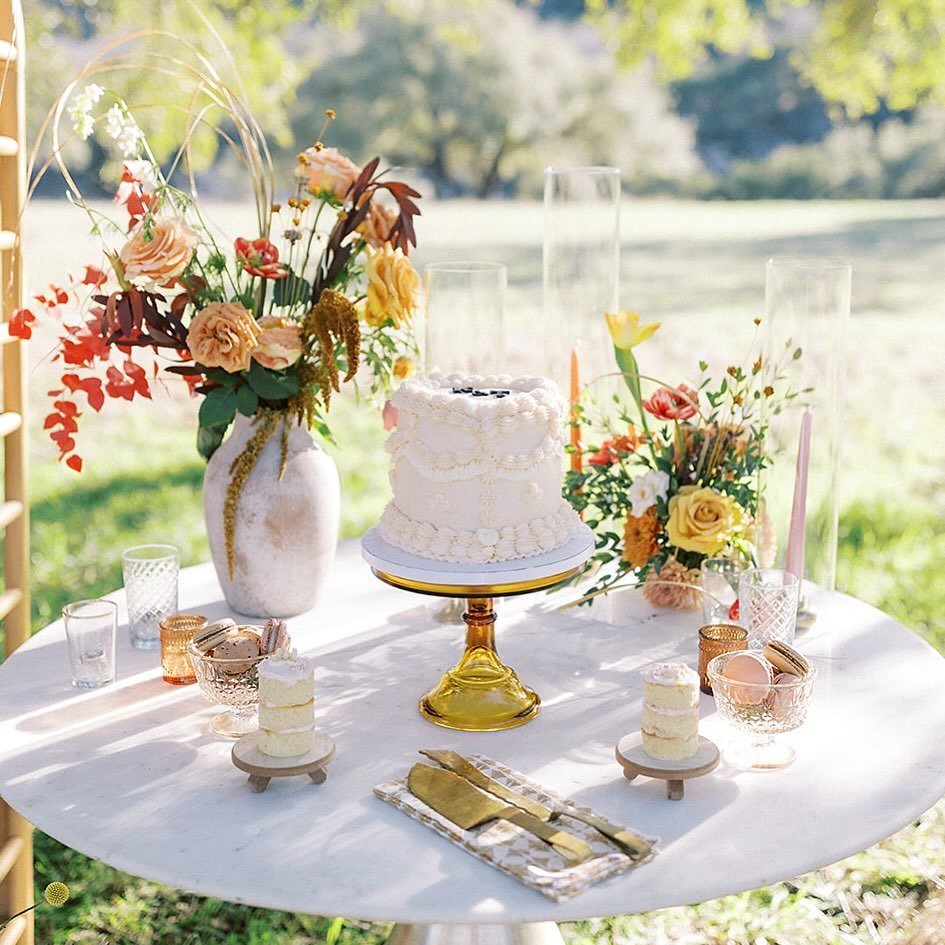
[627,469,670,517]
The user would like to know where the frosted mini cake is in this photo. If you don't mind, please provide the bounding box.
[257,649,315,758]
[641,662,701,761]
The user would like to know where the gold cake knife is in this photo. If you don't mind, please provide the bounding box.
[420,748,652,860]
[407,763,593,865]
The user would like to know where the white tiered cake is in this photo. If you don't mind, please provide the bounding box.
[379,372,582,565]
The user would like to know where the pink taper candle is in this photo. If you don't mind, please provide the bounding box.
[785,408,812,581]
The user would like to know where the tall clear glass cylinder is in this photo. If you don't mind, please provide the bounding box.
[423,261,506,376]
[542,167,620,391]
[764,256,852,593]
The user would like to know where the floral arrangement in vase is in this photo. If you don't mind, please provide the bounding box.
[564,311,805,608]
[16,37,422,613]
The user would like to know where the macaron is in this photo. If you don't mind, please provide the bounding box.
[766,672,802,721]
[213,629,262,674]
[192,618,237,654]
[763,640,810,678]
[261,618,289,655]
[719,651,772,705]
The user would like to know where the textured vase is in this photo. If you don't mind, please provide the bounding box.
[203,413,340,618]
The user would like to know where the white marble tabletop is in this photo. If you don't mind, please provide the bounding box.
[1,540,944,924]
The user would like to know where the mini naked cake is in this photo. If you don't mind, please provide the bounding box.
[379,372,582,564]
[257,649,315,758]
[641,662,701,761]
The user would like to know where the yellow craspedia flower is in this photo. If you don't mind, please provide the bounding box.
[604,310,660,350]
[666,485,744,556]
[364,244,419,329]
[392,355,414,380]
[44,882,69,907]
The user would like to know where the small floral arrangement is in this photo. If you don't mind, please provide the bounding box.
[17,38,422,574]
[565,311,803,608]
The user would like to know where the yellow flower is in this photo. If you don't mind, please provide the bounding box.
[364,244,419,329]
[604,310,660,350]
[392,355,414,380]
[44,882,69,906]
[666,485,744,556]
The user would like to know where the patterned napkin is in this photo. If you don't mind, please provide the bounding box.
[374,753,658,902]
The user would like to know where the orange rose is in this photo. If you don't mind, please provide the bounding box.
[296,147,359,202]
[364,244,419,329]
[187,301,259,373]
[252,316,303,370]
[118,217,196,285]
[360,200,398,249]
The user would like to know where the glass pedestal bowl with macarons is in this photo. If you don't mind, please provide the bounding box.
[188,617,289,737]
[707,640,816,771]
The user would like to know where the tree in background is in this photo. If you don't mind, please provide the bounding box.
[295,0,700,197]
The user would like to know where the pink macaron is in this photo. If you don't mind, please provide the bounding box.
[720,651,772,705]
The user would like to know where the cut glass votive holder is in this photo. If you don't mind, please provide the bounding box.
[738,567,799,650]
[698,623,748,695]
[122,544,179,650]
[159,613,206,685]
[63,598,117,689]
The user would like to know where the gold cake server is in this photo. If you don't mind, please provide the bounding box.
[407,763,593,865]
[420,748,652,860]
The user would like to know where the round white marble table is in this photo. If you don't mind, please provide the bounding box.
[2,541,945,934]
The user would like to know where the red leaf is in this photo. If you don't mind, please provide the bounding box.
[50,429,75,454]
[8,308,35,340]
[65,454,83,472]
[81,265,108,287]
[53,400,79,417]
[43,413,60,430]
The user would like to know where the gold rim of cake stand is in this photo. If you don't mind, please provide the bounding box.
[370,565,583,599]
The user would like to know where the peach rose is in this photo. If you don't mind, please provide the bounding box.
[118,217,196,285]
[187,301,259,373]
[296,147,359,202]
[359,200,398,249]
[252,316,303,371]
[364,244,419,329]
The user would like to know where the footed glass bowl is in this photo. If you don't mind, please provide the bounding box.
[188,633,266,737]
[707,651,817,770]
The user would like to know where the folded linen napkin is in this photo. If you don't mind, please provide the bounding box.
[374,752,658,902]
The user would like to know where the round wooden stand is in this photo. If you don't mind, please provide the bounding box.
[615,733,720,800]
[232,731,336,793]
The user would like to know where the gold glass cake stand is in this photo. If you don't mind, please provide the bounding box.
[361,527,594,732]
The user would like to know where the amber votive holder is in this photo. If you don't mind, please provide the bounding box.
[699,623,748,695]
[159,613,207,685]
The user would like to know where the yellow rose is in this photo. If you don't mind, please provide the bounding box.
[364,244,419,329]
[392,355,414,380]
[252,316,303,370]
[604,310,660,349]
[118,217,196,285]
[187,301,259,373]
[666,485,744,556]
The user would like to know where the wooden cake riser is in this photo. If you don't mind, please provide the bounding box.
[232,731,336,794]
[615,733,720,800]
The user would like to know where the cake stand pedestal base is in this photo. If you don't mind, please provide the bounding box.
[362,528,594,733]
[387,922,564,945]
[419,597,540,731]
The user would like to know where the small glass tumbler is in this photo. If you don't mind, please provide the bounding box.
[159,613,206,685]
[122,544,179,650]
[63,599,117,689]
[700,557,740,624]
[738,568,800,649]
[698,623,748,695]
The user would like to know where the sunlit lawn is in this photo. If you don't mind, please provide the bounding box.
[12,197,945,943]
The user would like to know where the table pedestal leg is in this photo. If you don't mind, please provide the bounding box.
[388,922,564,945]
[419,597,541,732]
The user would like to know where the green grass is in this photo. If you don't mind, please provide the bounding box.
[10,197,945,943]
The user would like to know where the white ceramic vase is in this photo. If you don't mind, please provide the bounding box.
[203,413,340,618]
